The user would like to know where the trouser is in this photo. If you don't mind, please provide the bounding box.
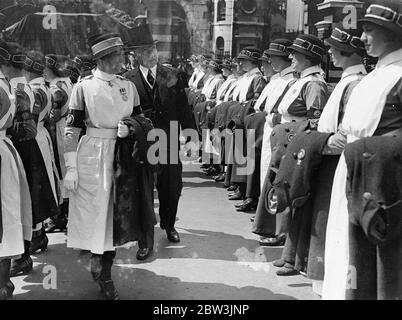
[138,228,154,250]
[156,163,183,231]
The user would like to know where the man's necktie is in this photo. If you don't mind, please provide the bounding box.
[147,69,155,87]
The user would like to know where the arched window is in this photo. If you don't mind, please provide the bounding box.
[217,0,226,21]
[216,36,225,57]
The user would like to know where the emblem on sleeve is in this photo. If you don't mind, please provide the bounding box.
[66,114,75,125]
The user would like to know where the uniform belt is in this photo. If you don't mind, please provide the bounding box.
[87,127,117,139]
[381,127,402,138]
[0,130,6,138]
[37,121,45,129]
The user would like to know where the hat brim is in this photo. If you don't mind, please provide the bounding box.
[288,45,323,60]
[264,49,290,57]
[126,40,159,49]
[324,37,359,53]
[358,17,402,36]
[237,54,260,62]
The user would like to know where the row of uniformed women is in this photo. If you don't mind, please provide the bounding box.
[187,0,402,300]
[0,40,85,299]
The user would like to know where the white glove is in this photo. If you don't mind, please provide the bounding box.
[117,121,129,138]
[64,152,78,192]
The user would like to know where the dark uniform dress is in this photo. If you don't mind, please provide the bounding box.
[273,65,329,274]
[124,64,195,248]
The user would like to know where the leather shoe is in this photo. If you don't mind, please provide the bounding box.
[136,248,153,261]
[166,228,180,243]
[250,216,255,222]
[276,263,299,276]
[235,200,245,208]
[236,198,257,212]
[200,163,210,169]
[259,234,286,246]
[226,185,238,192]
[214,173,225,182]
[272,259,286,267]
[228,190,245,201]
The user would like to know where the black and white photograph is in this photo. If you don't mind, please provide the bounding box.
[0,0,401,307]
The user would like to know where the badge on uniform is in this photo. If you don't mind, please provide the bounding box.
[120,88,128,101]
[296,148,305,165]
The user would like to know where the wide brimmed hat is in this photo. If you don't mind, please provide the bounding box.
[73,54,95,71]
[23,52,45,75]
[221,58,236,70]
[187,54,197,63]
[264,39,293,57]
[0,41,26,68]
[289,34,326,61]
[45,54,70,77]
[126,24,158,49]
[208,58,222,72]
[324,24,365,55]
[358,0,402,36]
[88,33,124,59]
[237,47,262,62]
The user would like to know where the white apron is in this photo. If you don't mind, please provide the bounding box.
[322,52,402,300]
[0,78,32,258]
[277,66,325,123]
[67,72,135,254]
[260,68,297,184]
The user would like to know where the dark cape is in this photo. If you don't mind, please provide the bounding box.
[113,115,157,246]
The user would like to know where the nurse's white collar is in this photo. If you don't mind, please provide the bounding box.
[376,48,402,69]
[300,65,323,78]
[93,68,116,81]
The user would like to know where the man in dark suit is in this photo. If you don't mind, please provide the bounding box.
[123,24,196,260]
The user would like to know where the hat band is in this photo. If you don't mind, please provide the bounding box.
[91,37,123,57]
[239,49,260,59]
[25,57,44,72]
[293,38,325,57]
[330,28,364,50]
[45,56,64,70]
[269,43,288,54]
[0,48,11,61]
[11,54,26,64]
[365,4,402,28]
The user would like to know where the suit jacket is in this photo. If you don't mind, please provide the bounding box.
[124,65,195,136]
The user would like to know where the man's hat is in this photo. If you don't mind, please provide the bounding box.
[265,39,293,57]
[237,47,262,62]
[359,0,402,36]
[23,51,45,75]
[88,32,124,59]
[324,24,365,56]
[288,34,326,61]
[73,54,95,71]
[126,24,158,49]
